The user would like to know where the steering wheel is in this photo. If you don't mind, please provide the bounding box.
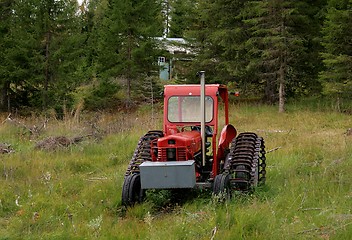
[191,125,213,137]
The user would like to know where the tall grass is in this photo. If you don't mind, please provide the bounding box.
[0,101,351,239]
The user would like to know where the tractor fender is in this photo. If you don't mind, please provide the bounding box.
[217,124,237,162]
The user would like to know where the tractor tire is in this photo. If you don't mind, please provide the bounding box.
[213,173,232,200]
[124,131,164,176]
[121,173,144,206]
[225,132,266,191]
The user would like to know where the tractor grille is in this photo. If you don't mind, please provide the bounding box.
[177,148,187,161]
[158,147,187,161]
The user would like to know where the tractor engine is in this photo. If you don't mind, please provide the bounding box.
[153,131,202,162]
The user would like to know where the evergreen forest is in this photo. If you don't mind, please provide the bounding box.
[0,0,351,114]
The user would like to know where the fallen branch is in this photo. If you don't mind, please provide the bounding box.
[297,222,352,236]
[0,143,14,154]
[5,115,28,129]
[85,177,109,182]
[266,146,282,153]
[1,113,11,124]
[15,195,22,207]
[298,207,322,212]
[297,227,321,234]
[35,134,93,151]
[334,221,352,231]
[4,115,47,137]
[210,226,217,240]
[257,129,287,133]
[29,119,48,136]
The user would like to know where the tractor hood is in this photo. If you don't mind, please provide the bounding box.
[158,131,201,149]
[156,131,202,161]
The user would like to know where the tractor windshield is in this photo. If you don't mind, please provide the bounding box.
[168,96,214,123]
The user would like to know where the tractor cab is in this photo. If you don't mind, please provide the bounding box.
[155,85,235,178]
[163,84,228,135]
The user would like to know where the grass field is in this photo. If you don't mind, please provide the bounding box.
[0,102,351,239]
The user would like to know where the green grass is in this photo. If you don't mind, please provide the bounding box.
[0,102,352,239]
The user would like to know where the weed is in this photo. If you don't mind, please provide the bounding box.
[87,215,103,237]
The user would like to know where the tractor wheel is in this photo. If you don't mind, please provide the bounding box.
[213,173,232,200]
[121,173,144,206]
[125,131,164,176]
[225,132,266,191]
[122,131,163,206]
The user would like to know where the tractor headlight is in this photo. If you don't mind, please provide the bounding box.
[167,148,176,161]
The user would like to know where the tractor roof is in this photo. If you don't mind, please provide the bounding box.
[164,84,228,97]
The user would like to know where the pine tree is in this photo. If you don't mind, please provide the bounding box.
[168,0,195,38]
[35,0,85,111]
[320,0,352,98]
[172,0,326,101]
[243,0,317,112]
[209,0,249,83]
[96,0,163,103]
[186,0,248,82]
[285,0,326,97]
[0,0,85,112]
[0,0,43,111]
[0,0,14,111]
[80,0,109,78]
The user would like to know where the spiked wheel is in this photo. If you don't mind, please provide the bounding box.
[225,133,266,191]
[125,131,163,176]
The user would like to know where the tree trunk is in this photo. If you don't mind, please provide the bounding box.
[278,76,285,113]
[278,16,286,113]
[164,0,170,37]
[278,50,286,113]
[44,30,51,110]
[0,81,10,112]
[265,79,276,104]
[126,33,132,103]
[1,84,6,111]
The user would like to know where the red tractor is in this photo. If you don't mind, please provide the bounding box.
[122,72,266,206]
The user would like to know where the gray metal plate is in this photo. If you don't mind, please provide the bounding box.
[140,161,196,189]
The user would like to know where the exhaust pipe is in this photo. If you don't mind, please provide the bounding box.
[199,71,206,166]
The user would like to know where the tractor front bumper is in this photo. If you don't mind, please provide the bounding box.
[139,160,196,189]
